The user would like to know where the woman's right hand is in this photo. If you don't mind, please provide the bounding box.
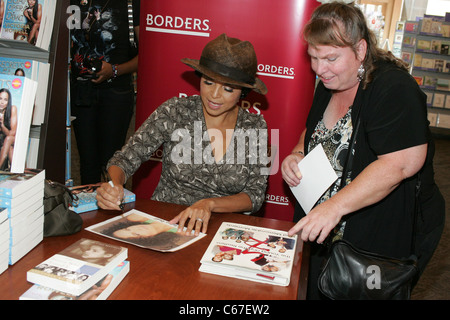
[96,182,124,211]
[281,153,304,187]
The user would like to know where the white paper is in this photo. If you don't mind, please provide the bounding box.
[289,144,338,214]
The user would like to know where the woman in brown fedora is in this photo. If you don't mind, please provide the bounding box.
[96,34,269,236]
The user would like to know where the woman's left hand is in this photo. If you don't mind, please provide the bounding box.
[169,199,212,236]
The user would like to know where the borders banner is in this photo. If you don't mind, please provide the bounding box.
[134,0,319,221]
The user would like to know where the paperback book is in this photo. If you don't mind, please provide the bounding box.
[27,238,127,296]
[0,169,44,198]
[0,74,37,173]
[199,222,297,286]
[0,57,35,79]
[69,184,136,213]
[0,0,55,49]
[21,260,130,300]
[0,208,8,274]
[86,209,206,252]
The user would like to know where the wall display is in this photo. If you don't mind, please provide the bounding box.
[400,18,450,130]
[134,0,319,221]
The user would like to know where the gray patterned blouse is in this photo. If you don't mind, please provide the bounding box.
[107,95,269,213]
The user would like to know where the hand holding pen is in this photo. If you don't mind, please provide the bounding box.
[96,169,125,212]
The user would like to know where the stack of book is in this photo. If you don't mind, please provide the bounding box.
[0,169,45,266]
[0,208,8,275]
[23,238,129,300]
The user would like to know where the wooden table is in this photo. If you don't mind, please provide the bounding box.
[0,199,309,300]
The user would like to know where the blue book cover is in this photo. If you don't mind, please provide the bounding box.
[70,187,136,214]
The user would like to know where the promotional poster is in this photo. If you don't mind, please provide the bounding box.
[134,0,319,221]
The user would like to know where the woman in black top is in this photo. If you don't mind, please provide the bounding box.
[281,2,445,299]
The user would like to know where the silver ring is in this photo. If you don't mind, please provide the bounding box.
[196,218,203,223]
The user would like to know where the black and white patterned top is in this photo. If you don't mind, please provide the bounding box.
[307,107,353,239]
[108,95,269,212]
[308,107,353,204]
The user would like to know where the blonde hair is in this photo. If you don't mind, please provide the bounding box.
[303,1,408,89]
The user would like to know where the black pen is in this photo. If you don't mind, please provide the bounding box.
[108,180,125,211]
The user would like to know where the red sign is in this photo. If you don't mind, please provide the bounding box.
[134,0,319,221]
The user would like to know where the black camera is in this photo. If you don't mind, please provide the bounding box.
[71,54,103,79]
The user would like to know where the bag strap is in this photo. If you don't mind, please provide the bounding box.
[127,0,137,49]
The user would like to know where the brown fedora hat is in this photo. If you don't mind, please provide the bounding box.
[181,34,267,95]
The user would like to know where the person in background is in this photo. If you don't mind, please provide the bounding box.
[96,33,269,236]
[281,2,445,299]
[70,0,139,185]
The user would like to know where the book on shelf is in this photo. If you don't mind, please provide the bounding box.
[445,95,450,109]
[413,54,422,68]
[425,91,433,106]
[86,209,206,252]
[27,238,128,296]
[417,39,431,51]
[0,56,36,79]
[199,222,298,286]
[0,73,37,173]
[432,93,445,108]
[437,113,450,128]
[21,260,130,300]
[421,58,435,70]
[69,184,136,214]
[0,0,56,50]
[405,21,418,33]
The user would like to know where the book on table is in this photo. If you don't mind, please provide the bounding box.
[69,184,136,213]
[86,209,206,252]
[0,208,8,275]
[199,222,297,286]
[0,169,45,266]
[26,238,127,296]
[21,260,130,300]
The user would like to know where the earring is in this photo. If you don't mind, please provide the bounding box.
[357,64,365,82]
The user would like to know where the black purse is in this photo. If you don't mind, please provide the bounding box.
[317,103,419,300]
[43,180,83,237]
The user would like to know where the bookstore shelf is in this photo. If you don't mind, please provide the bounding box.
[0,0,69,182]
[399,18,450,132]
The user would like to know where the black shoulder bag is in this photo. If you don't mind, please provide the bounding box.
[317,103,419,300]
[43,181,83,237]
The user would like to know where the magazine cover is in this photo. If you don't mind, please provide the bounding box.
[86,209,206,252]
[27,238,127,296]
[199,222,297,286]
[0,57,35,78]
[0,0,44,45]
